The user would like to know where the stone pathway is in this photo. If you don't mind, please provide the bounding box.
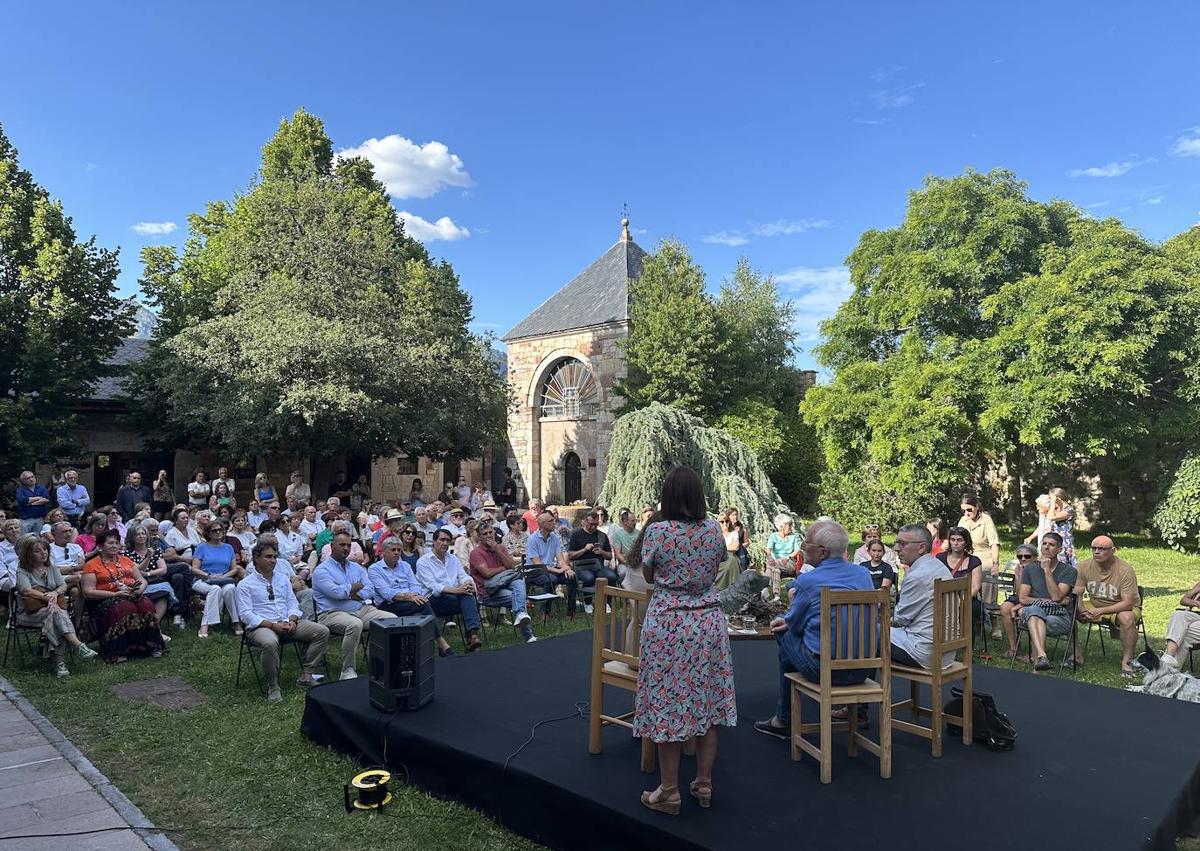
[0,676,177,851]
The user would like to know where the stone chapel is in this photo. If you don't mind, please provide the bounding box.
[502,219,645,506]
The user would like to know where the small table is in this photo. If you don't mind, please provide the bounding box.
[728,626,776,641]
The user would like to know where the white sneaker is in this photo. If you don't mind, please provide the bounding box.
[55,663,70,678]
[444,621,456,630]
[339,669,358,681]
[584,604,594,615]
[172,615,185,628]
[525,634,538,644]
[76,644,99,660]
[514,611,531,627]
[267,687,283,703]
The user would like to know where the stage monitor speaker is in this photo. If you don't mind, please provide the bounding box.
[368,615,435,712]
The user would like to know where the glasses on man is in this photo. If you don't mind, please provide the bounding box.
[1090,545,1113,551]
[1017,553,1035,560]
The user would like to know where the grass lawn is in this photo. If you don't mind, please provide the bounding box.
[3,534,1199,850]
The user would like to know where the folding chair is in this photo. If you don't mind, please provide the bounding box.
[787,587,892,784]
[978,571,1015,657]
[235,628,311,694]
[1080,585,1152,659]
[587,579,655,772]
[890,576,973,757]
[2,590,45,667]
[1009,594,1078,672]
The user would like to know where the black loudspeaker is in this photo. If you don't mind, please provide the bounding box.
[368,616,435,712]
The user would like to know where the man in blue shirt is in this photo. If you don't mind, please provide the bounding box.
[312,531,395,680]
[755,520,874,740]
[55,469,91,529]
[15,471,51,534]
[524,510,578,617]
[368,537,454,657]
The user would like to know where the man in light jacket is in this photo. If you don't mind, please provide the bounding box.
[890,524,954,669]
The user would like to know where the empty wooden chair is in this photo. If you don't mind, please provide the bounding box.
[786,587,892,784]
[587,579,655,772]
[891,575,973,757]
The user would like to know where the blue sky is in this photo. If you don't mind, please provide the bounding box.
[3,2,1199,370]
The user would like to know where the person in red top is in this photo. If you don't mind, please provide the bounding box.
[522,499,543,534]
[81,529,166,662]
[468,524,536,643]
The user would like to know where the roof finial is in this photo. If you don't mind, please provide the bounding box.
[620,202,631,243]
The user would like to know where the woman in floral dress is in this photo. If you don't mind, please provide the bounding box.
[633,466,737,815]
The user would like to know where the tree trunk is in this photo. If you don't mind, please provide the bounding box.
[1006,442,1024,534]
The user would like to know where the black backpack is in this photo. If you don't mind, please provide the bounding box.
[943,686,1017,751]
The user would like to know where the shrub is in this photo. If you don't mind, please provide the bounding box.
[1153,452,1200,552]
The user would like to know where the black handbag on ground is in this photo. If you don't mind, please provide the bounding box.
[943,686,1017,751]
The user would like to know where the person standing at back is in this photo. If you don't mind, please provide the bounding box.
[56,470,91,529]
[116,471,152,522]
[957,495,999,575]
[634,467,736,815]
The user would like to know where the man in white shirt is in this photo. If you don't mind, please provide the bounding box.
[416,528,482,651]
[444,508,468,539]
[215,467,236,497]
[47,520,87,626]
[455,476,472,506]
[273,514,308,567]
[237,540,329,701]
[0,520,20,592]
[299,505,323,543]
[890,524,955,669]
[55,470,91,529]
[246,500,268,531]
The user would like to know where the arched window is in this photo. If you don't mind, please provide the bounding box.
[539,359,599,418]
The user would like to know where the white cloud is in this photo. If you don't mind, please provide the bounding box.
[753,218,831,237]
[1085,201,1110,209]
[1068,158,1154,178]
[337,135,472,199]
[774,266,853,343]
[1144,196,1164,205]
[854,117,888,126]
[131,221,177,236]
[871,82,924,109]
[1171,128,1200,157]
[701,231,750,247]
[397,211,470,242]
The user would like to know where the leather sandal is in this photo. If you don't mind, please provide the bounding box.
[689,779,712,808]
[640,786,681,815]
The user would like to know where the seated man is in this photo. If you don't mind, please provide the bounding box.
[889,525,954,669]
[48,520,87,626]
[524,510,578,617]
[609,509,646,592]
[367,538,454,657]
[754,520,875,739]
[1073,535,1140,677]
[468,524,536,643]
[312,531,395,679]
[255,531,314,619]
[443,507,468,539]
[1161,579,1200,669]
[415,528,482,652]
[237,541,330,702]
[1014,532,1077,670]
[567,510,616,614]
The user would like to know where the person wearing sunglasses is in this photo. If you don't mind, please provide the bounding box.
[368,537,455,657]
[998,543,1038,655]
[957,495,1000,575]
[237,540,330,701]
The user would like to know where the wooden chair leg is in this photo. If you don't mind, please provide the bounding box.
[847,702,859,756]
[819,699,832,784]
[639,736,655,773]
[931,677,943,758]
[790,684,802,762]
[588,680,603,755]
[961,672,973,746]
[880,693,892,779]
[910,680,920,721]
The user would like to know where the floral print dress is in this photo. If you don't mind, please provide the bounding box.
[1053,505,1076,566]
[633,519,738,742]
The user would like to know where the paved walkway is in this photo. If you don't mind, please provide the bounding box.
[0,677,176,850]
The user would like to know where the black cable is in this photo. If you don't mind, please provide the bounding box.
[502,701,589,773]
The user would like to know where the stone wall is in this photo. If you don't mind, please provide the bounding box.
[505,321,628,505]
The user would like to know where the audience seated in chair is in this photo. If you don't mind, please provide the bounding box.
[367,537,454,657]
[1013,533,1076,671]
[468,523,536,643]
[1161,579,1200,669]
[190,520,243,638]
[524,511,578,617]
[312,531,396,679]
[237,541,329,701]
[415,528,482,652]
[14,534,98,676]
[890,525,954,669]
[1073,535,1141,677]
[754,519,874,740]
[569,511,616,615]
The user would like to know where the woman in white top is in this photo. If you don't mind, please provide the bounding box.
[163,507,202,560]
[228,510,257,559]
[454,519,481,564]
[285,470,312,505]
[186,470,211,507]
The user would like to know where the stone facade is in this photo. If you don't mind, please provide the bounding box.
[505,322,628,506]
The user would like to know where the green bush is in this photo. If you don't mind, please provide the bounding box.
[817,462,936,534]
[1153,452,1200,552]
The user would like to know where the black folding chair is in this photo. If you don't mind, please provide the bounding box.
[1080,585,1152,659]
[978,571,1015,657]
[1009,593,1079,673]
[2,590,44,667]
[235,628,313,695]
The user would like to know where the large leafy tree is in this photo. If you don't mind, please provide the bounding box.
[0,124,133,485]
[804,168,1189,528]
[131,109,507,462]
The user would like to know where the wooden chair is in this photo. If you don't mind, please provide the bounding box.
[890,576,973,757]
[587,579,655,773]
[786,587,891,784]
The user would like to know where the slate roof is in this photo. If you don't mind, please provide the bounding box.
[92,337,148,401]
[502,234,646,342]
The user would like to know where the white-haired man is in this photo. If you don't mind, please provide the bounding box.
[755,520,875,740]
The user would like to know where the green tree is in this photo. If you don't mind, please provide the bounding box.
[132,108,508,462]
[713,258,797,402]
[616,239,723,417]
[804,168,1188,528]
[0,123,133,485]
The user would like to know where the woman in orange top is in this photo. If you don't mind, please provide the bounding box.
[82,528,165,663]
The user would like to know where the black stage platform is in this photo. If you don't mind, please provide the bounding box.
[302,631,1200,850]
